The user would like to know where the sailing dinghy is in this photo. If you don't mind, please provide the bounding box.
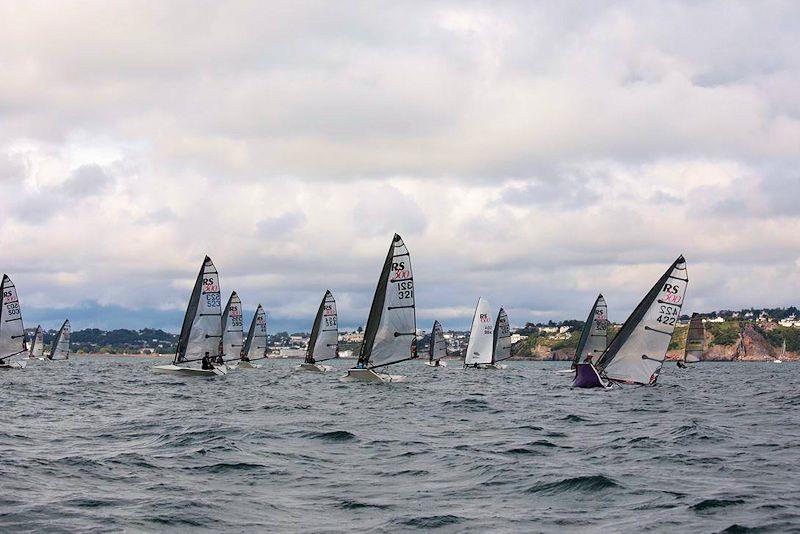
[774,338,785,364]
[298,290,338,372]
[0,275,28,370]
[28,325,44,360]
[152,256,227,376]
[560,294,608,374]
[490,307,513,369]
[424,320,447,367]
[238,304,268,368]
[47,319,71,362]
[573,256,687,388]
[678,313,704,368]
[342,234,417,383]
[221,291,244,370]
[463,297,498,369]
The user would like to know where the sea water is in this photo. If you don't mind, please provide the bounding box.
[1,358,798,532]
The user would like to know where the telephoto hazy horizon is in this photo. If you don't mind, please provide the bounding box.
[2,3,799,533]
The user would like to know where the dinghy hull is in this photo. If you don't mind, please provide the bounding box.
[340,368,405,383]
[424,360,447,367]
[556,369,576,374]
[572,363,610,389]
[464,363,506,370]
[0,360,27,370]
[151,364,226,376]
[297,363,332,372]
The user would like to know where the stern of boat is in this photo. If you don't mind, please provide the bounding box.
[572,363,611,389]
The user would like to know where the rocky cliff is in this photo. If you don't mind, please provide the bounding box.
[513,322,798,361]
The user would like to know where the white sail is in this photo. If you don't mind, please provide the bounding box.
[598,256,688,385]
[464,297,494,366]
[572,294,608,368]
[243,304,268,360]
[492,307,512,363]
[307,290,338,363]
[358,234,417,368]
[175,256,223,364]
[29,325,44,358]
[221,291,244,361]
[684,313,704,363]
[429,320,447,363]
[0,275,27,362]
[49,319,71,360]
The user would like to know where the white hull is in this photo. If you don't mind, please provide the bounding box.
[0,360,27,370]
[556,369,575,374]
[773,360,783,364]
[340,368,406,383]
[424,360,447,367]
[296,363,332,372]
[151,364,227,376]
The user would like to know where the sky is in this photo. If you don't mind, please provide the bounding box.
[1,1,799,332]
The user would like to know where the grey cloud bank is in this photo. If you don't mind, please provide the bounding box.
[0,1,798,331]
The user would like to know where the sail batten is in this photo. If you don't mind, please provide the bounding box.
[49,319,71,360]
[306,291,338,363]
[242,305,268,361]
[598,256,688,385]
[0,275,26,362]
[492,307,512,363]
[464,297,494,366]
[358,234,417,368]
[174,256,223,364]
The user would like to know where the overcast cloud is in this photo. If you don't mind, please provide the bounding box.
[1,0,798,331]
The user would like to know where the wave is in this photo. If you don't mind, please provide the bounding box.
[526,475,621,496]
[397,515,465,528]
[690,498,746,512]
[299,430,358,442]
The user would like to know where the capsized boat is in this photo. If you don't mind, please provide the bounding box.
[678,313,704,368]
[463,297,497,370]
[152,256,227,376]
[0,275,28,370]
[221,291,244,370]
[298,290,338,372]
[28,325,44,360]
[424,320,448,367]
[342,234,417,383]
[47,319,71,362]
[573,255,688,388]
[237,304,267,368]
[561,294,608,374]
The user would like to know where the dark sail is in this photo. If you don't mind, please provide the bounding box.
[49,319,71,360]
[429,320,446,363]
[242,305,268,361]
[492,307,512,363]
[306,290,338,363]
[571,294,608,369]
[174,256,222,364]
[684,313,704,363]
[0,274,26,362]
[358,234,416,368]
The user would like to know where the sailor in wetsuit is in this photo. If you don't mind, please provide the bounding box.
[201,352,213,370]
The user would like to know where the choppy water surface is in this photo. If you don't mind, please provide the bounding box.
[1,359,799,532]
